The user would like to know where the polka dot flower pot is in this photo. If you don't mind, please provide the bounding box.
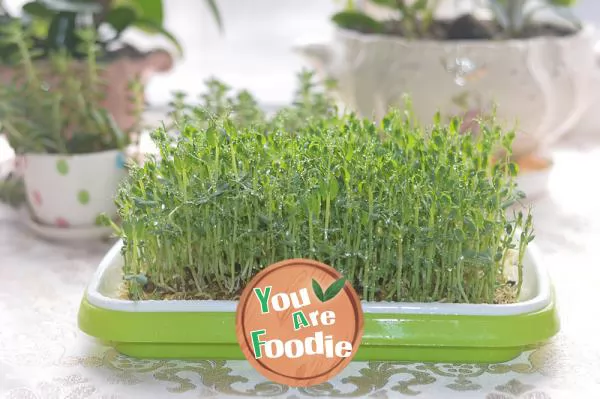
[23,150,128,228]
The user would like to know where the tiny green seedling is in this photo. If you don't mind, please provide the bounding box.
[312,278,347,303]
[111,79,533,305]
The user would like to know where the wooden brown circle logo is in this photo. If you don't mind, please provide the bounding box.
[235,258,364,387]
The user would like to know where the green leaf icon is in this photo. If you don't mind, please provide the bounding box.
[324,277,346,301]
[312,279,325,302]
[312,277,347,302]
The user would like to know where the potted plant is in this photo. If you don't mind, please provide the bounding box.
[294,0,598,163]
[0,0,223,231]
[0,0,192,133]
[78,79,558,363]
[0,22,139,233]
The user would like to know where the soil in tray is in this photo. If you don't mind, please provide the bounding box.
[119,267,520,304]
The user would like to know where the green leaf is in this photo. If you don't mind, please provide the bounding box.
[323,277,347,301]
[312,279,325,302]
[124,273,148,285]
[42,0,102,13]
[0,43,18,61]
[206,126,217,146]
[133,18,183,56]
[329,178,339,199]
[548,0,576,6]
[118,0,164,25]
[105,6,137,34]
[370,0,398,9]
[46,11,78,53]
[411,0,429,11]
[331,11,384,34]
[22,2,55,19]
[508,162,519,177]
[204,0,223,32]
[120,0,222,32]
[0,174,26,208]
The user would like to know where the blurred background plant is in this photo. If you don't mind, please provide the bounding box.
[0,0,224,208]
[166,69,337,133]
[0,21,139,206]
[0,22,133,154]
[333,0,440,37]
[488,0,579,36]
[331,0,579,38]
[0,0,223,64]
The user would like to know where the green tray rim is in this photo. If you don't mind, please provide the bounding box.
[78,290,559,361]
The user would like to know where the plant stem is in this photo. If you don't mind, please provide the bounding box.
[506,0,527,36]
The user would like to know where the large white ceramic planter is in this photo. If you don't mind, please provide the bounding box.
[295,25,600,158]
[22,150,127,228]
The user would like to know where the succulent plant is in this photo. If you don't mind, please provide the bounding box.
[489,0,579,36]
[331,0,579,39]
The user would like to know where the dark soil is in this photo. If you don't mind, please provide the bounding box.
[378,13,578,40]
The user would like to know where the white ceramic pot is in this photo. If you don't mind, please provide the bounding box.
[22,150,127,228]
[295,25,600,158]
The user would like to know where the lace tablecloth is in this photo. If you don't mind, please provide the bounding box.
[2,128,600,399]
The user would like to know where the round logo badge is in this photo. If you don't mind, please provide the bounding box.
[235,259,364,387]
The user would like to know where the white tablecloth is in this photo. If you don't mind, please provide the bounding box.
[2,127,600,398]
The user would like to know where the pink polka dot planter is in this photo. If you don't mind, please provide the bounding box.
[22,150,128,228]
